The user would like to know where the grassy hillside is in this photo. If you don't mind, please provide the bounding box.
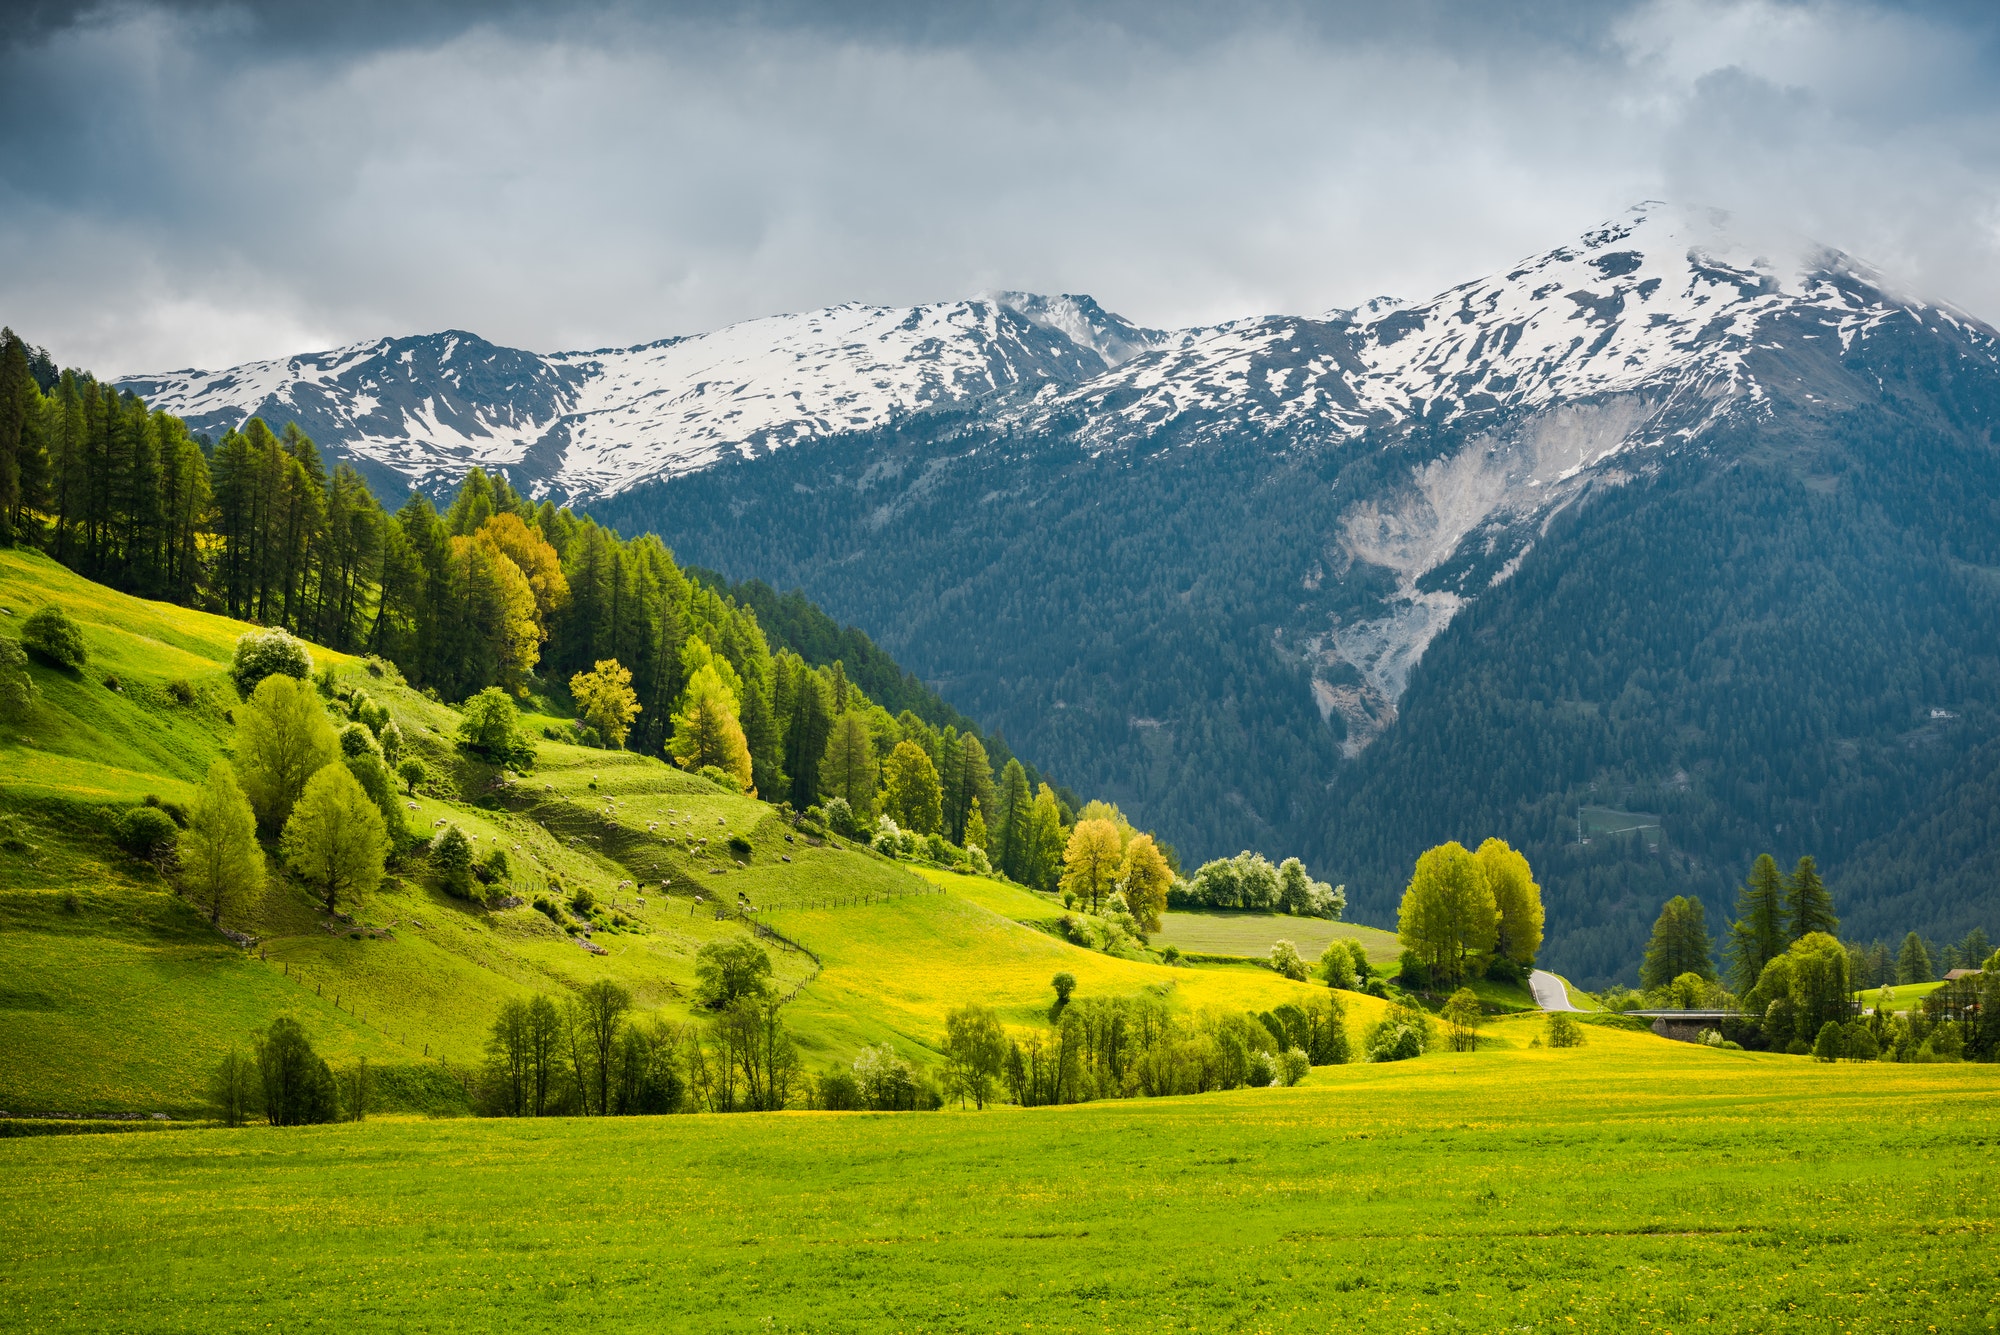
[0,550,1371,1114]
[1153,909,1400,965]
[4,1018,1992,1333]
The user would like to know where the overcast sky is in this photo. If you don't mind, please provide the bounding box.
[4,0,1999,376]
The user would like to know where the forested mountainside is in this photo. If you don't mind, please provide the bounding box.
[112,203,2000,985]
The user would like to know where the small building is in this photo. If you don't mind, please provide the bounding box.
[1623,1008,1740,1043]
[1942,968,1983,982]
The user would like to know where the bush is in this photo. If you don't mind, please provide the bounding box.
[569,885,597,916]
[431,825,475,898]
[102,673,120,692]
[1366,1022,1426,1062]
[1812,1020,1844,1062]
[821,796,864,839]
[1278,1047,1311,1086]
[230,628,311,699]
[1320,940,1358,990]
[727,834,753,859]
[0,637,34,720]
[1545,1012,1586,1049]
[339,722,380,759]
[115,805,179,863]
[697,763,742,794]
[1246,1051,1278,1087]
[1395,949,1432,991]
[163,677,197,706]
[458,688,533,767]
[815,1067,864,1111]
[1270,939,1309,981]
[21,605,86,670]
[478,847,509,884]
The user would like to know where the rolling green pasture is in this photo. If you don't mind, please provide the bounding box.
[1856,981,1945,1012]
[2,1022,1994,1333]
[1154,909,1401,964]
[0,551,1369,1115]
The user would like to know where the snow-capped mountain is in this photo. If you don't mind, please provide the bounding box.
[115,202,1998,743]
[121,293,1167,497]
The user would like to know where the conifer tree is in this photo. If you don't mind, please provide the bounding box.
[1024,784,1066,893]
[1727,854,1788,994]
[669,665,754,791]
[994,758,1032,881]
[1784,854,1838,942]
[1897,931,1933,985]
[1640,895,1714,989]
[819,711,877,815]
[964,798,989,853]
[783,669,834,809]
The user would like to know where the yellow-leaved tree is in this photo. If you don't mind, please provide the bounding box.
[1060,818,1124,912]
[571,658,641,750]
[1396,841,1498,989]
[1118,832,1172,933]
[1476,837,1543,968]
[668,664,753,792]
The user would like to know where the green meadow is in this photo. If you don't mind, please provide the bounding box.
[3,1021,1994,1334]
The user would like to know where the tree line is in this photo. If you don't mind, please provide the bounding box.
[0,329,1069,816]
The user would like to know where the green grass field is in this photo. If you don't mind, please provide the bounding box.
[2,1021,1993,1334]
[0,550,1373,1114]
[1154,910,1401,964]
[1855,980,1946,1012]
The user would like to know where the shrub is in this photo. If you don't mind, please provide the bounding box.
[533,895,563,924]
[727,834,753,859]
[339,722,380,758]
[1278,1047,1311,1086]
[22,605,86,669]
[1812,1020,1843,1062]
[102,673,120,692]
[432,825,475,898]
[821,796,864,839]
[1270,939,1309,982]
[1246,1051,1277,1087]
[1396,949,1432,991]
[815,1067,864,1111]
[1161,944,1182,965]
[478,847,509,884]
[1320,940,1358,990]
[1545,1012,1586,1049]
[697,763,742,794]
[115,805,179,864]
[569,885,597,916]
[0,637,34,719]
[163,677,197,706]
[1366,1022,1425,1062]
[1841,1021,1880,1062]
[458,688,533,766]
[377,720,403,766]
[231,628,311,699]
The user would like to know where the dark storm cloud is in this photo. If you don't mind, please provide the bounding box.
[3,1,1999,375]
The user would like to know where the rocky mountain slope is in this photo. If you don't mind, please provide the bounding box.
[119,204,2000,983]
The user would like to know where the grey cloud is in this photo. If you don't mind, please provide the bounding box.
[2,0,1999,377]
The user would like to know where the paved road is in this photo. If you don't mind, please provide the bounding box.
[1529,969,1581,1012]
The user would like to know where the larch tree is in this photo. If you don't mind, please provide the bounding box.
[1395,841,1498,989]
[1640,895,1714,989]
[1476,837,1543,967]
[881,740,943,836]
[784,668,834,810]
[1784,854,1838,942]
[1059,818,1123,912]
[571,658,641,750]
[963,797,989,854]
[280,762,389,913]
[1727,853,1788,994]
[1897,931,1933,985]
[236,673,338,831]
[820,711,877,816]
[993,758,1032,881]
[179,760,264,927]
[669,665,754,791]
[1025,784,1067,893]
[1119,832,1172,933]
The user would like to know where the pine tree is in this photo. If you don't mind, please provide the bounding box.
[1640,895,1714,989]
[819,711,877,815]
[1897,931,1933,985]
[1727,854,1787,993]
[994,758,1032,881]
[783,669,834,808]
[1784,854,1838,942]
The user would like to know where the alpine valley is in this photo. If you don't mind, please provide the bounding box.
[121,203,2000,987]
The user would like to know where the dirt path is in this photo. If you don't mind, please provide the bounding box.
[1530,969,1581,1011]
